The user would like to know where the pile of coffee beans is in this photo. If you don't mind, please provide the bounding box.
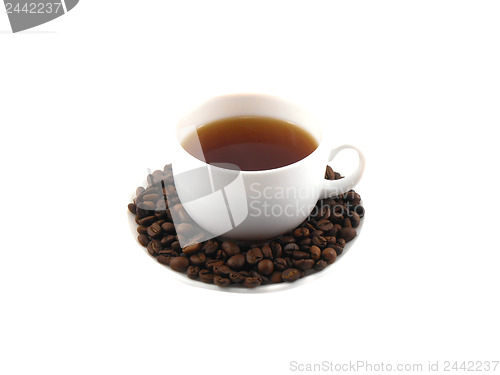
[128,164,364,288]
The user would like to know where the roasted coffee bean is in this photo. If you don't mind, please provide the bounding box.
[270,242,282,258]
[139,216,157,226]
[221,241,240,257]
[325,236,337,246]
[198,270,215,284]
[285,257,294,268]
[161,235,176,247]
[229,272,245,283]
[322,247,337,264]
[202,240,219,256]
[135,216,142,225]
[344,191,361,205]
[182,242,202,255]
[299,237,312,246]
[157,255,173,266]
[205,259,224,271]
[292,251,309,260]
[355,205,365,218]
[142,193,160,202]
[336,238,346,247]
[282,268,300,282]
[155,210,168,220]
[325,165,335,180]
[213,264,232,277]
[187,265,200,280]
[317,219,334,232]
[279,236,296,245]
[300,245,311,252]
[169,256,190,272]
[294,259,315,270]
[283,243,299,253]
[257,259,274,276]
[349,212,361,228]
[330,212,343,224]
[171,241,181,252]
[293,227,310,238]
[189,253,206,266]
[214,276,231,287]
[246,248,264,264]
[216,249,228,261]
[172,204,190,222]
[157,248,177,256]
[140,201,157,211]
[226,254,245,270]
[311,230,324,237]
[270,271,283,283]
[273,258,288,271]
[261,245,273,259]
[147,222,162,238]
[128,203,137,214]
[332,245,344,256]
[342,217,352,228]
[312,236,327,248]
[338,227,357,242]
[314,260,327,271]
[250,271,268,284]
[242,277,261,288]
[176,222,194,235]
[147,239,161,255]
[310,245,321,261]
[138,234,150,247]
[137,225,148,235]
[161,222,175,233]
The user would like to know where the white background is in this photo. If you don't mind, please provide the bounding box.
[1,1,500,374]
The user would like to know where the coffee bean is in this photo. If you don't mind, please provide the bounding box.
[161,235,176,247]
[161,222,175,233]
[205,259,224,271]
[257,259,274,276]
[270,242,283,258]
[282,268,300,282]
[261,245,273,259]
[336,238,346,248]
[314,260,327,271]
[273,258,287,271]
[284,243,299,253]
[176,222,194,235]
[182,242,202,255]
[317,219,334,232]
[138,234,150,247]
[310,245,321,261]
[246,248,264,264]
[285,257,294,268]
[142,193,160,202]
[128,203,137,214]
[294,259,315,270]
[325,165,335,180]
[330,212,343,224]
[157,255,173,266]
[342,217,352,228]
[189,253,206,266]
[198,270,215,284]
[137,225,148,235]
[172,204,190,222]
[214,276,231,287]
[355,205,365,218]
[139,216,156,226]
[170,257,190,272]
[147,239,161,255]
[221,241,240,257]
[242,277,261,288]
[325,236,337,246]
[292,251,309,260]
[216,249,228,261]
[229,272,245,283]
[332,245,344,256]
[187,265,200,280]
[293,227,310,238]
[344,191,361,205]
[226,254,245,269]
[322,247,337,264]
[312,236,327,248]
[349,212,361,228]
[213,264,231,277]
[270,271,283,283]
[202,240,219,256]
[279,236,296,245]
[136,186,145,196]
[311,230,324,237]
[147,222,161,238]
[338,227,357,242]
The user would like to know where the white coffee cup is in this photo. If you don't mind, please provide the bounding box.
[170,93,365,243]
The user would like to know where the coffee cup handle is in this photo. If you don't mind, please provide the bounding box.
[320,145,365,199]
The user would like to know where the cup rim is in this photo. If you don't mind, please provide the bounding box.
[175,92,325,175]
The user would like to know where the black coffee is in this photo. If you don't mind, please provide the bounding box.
[182,116,318,171]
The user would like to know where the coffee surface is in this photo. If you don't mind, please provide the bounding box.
[182,116,318,171]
